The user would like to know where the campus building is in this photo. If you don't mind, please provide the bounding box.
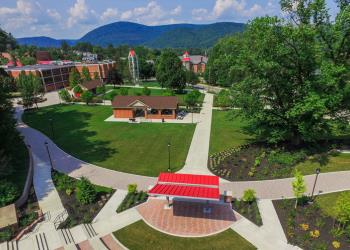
[5,61,116,92]
[180,51,208,74]
[112,96,178,120]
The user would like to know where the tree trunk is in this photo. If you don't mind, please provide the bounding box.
[294,198,298,209]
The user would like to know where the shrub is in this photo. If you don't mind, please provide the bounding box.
[268,150,307,166]
[331,228,344,239]
[142,87,151,96]
[128,184,137,194]
[59,89,72,102]
[0,181,19,206]
[310,229,320,238]
[76,177,97,205]
[163,89,175,96]
[332,241,341,249]
[96,85,105,95]
[0,228,12,242]
[242,189,256,203]
[81,91,93,105]
[73,85,83,94]
[120,88,129,96]
[55,173,75,191]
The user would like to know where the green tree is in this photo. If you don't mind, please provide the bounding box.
[73,85,83,95]
[0,27,16,51]
[69,68,82,88]
[139,59,155,80]
[184,90,200,108]
[82,66,91,81]
[76,177,96,205]
[215,90,231,107]
[93,71,100,80]
[20,56,36,66]
[108,68,123,88]
[226,1,350,145]
[156,50,186,90]
[185,70,199,85]
[61,40,70,53]
[16,72,44,108]
[59,89,72,103]
[81,91,93,105]
[142,87,151,96]
[292,170,306,209]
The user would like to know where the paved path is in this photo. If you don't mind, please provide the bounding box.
[178,93,214,175]
[16,108,66,233]
[93,189,128,223]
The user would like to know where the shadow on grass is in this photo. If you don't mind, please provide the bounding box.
[23,105,117,164]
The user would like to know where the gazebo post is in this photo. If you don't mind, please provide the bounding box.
[165,196,171,209]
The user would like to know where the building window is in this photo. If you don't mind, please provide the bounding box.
[161,109,173,115]
[147,109,158,115]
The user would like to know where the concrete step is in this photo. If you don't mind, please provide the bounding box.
[34,233,49,250]
[89,238,108,250]
[82,224,97,238]
[4,241,17,250]
[59,228,75,245]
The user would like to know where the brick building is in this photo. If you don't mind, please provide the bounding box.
[5,61,116,92]
[180,51,208,74]
[112,96,178,120]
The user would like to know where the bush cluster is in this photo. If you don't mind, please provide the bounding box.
[0,181,19,207]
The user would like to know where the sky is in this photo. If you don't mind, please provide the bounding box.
[0,0,339,39]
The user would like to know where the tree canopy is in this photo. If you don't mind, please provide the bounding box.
[210,0,350,145]
[156,50,186,90]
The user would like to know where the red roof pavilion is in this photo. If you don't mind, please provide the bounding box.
[148,173,220,201]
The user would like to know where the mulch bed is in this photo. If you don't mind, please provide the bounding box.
[52,171,115,229]
[231,199,262,226]
[273,198,350,250]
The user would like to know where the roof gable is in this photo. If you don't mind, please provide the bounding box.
[129,100,148,108]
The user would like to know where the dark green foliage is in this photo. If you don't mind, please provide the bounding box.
[120,88,129,96]
[0,181,19,207]
[210,0,350,145]
[108,68,123,87]
[139,59,155,80]
[0,228,12,242]
[184,90,200,107]
[268,150,307,167]
[142,87,151,96]
[82,66,91,81]
[16,72,44,108]
[0,27,16,51]
[76,177,97,205]
[232,199,262,226]
[73,85,83,94]
[117,191,148,213]
[53,173,75,192]
[156,50,186,90]
[81,91,93,105]
[19,211,38,227]
[69,68,82,88]
[242,189,256,204]
[96,85,106,95]
[185,70,198,85]
[214,90,232,107]
[20,56,36,66]
[59,89,72,103]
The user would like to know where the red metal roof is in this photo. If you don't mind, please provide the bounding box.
[158,173,219,187]
[149,184,220,200]
[148,173,220,200]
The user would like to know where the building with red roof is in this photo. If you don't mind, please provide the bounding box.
[180,51,208,74]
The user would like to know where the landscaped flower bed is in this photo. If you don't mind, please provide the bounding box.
[209,143,346,181]
[273,194,350,250]
[52,170,114,228]
[116,184,148,213]
[232,199,262,226]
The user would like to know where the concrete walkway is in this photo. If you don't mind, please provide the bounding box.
[93,189,128,223]
[16,108,66,233]
[178,93,214,175]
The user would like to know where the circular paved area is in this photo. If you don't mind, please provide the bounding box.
[137,198,240,237]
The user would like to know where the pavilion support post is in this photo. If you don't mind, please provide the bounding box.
[164,196,172,209]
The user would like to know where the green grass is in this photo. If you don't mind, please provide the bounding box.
[209,110,251,155]
[104,87,205,106]
[113,220,256,250]
[295,153,350,176]
[22,105,195,176]
[316,191,350,219]
[141,81,161,87]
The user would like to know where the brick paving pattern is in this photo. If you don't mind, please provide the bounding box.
[137,198,239,237]
[100,234,125,250]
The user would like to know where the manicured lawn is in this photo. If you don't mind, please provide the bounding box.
[296,153,350,176]
[209,110,251,155]
[22,105,195,176]
[104,86,205,106]
[141,81,161,87]
[113,220,256,250]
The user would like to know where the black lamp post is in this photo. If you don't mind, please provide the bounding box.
[310,168,321,201]
[49,118,54,139]
[45,141,54,170]
[167,142,171,172]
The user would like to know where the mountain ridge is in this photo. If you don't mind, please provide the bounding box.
[17,21,245,48]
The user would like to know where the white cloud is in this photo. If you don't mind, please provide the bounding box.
[120,1,178,25]
[211,0,277,20]
[192,8,210,21]
[171,6,182,16]
[47,9,61,22]
[67,0,89,27]
[101,8,119,21]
